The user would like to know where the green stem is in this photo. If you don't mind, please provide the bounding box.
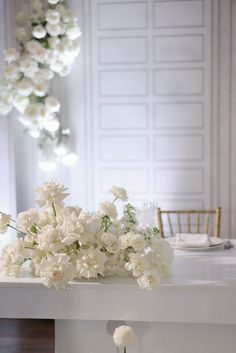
[8,224,27,236]
[52,202,57,217]
[0,211,16,223]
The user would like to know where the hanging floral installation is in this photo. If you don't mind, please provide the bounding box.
[0,0,81,171]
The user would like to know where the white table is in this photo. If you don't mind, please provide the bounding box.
[1,241,236,353]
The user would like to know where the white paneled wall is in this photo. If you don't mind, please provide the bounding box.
[1,0,236,236]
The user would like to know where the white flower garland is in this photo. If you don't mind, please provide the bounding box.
[0,0,81,171]
[0,182,174,290]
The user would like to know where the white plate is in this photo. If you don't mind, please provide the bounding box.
[169,237,224,251]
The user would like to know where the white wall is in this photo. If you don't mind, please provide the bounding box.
[0,0,236,237]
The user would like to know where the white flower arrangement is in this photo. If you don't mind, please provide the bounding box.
[0,0,81,171]
[0,182,174,290]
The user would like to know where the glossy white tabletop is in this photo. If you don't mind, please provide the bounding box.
[0,240,236,323]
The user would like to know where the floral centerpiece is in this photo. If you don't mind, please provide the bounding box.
[0,0,81,170]
[0,181,174,290]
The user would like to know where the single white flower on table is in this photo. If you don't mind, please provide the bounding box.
[137,269,160,290]
[35,181,69,209]
[113,325,135,353]
[37,254,76,290]
[32,25,47,39]
[3,48,19,63]
[76,246,108,279]
[110,186,128,202]
[0,213,11,234]
[99,201,117,219]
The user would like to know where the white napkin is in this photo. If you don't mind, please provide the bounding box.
[175,233,212,248]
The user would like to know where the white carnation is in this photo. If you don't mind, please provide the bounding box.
[37,225,63,253]
[0,213,10,234]
[16,208,39,232]
[37,254,75,289]
[17,78,33,97]
[35,181,68,208]
[76,246,107,278]
[4,48,19,63]
[33,25,47,39]
[99,202,117,219]
[137,269,160,290]
[110,186,128,201]
[113,326,135,347]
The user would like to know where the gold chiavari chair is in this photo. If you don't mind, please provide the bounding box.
[157,207,221,238]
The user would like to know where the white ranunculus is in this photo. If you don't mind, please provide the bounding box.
[137,269,160,290]
[33,69,54,84]
[46,9,61,24]
[99,202,117,219]
[48,0,60,4]
[33,25,47,39]
[66,22,82,40]
[45,96,60,113]
[15,27,30,43]
[46,23,62,37]
[17,78,33,97]
[13,96,30,113]
[110,186,128,201]
[37,254,75,289]
[3,64,20,81]
[33,82,48,97]
[35,181,69,208]
[0,213,11,234]
[0,99,12,115]
[76,246,108,278]
[17,208,39,232]
[113,326,135,347]
[4,48,19,63]
[16,11,28,25]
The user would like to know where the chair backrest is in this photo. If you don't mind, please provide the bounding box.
[157,207,221,238]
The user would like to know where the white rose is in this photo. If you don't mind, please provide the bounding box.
[33,25,47,39]
[43,117,60,132]
[99,201,117,219]
[17,78,33,97]
[16,208,39,232]
[3,64,20,81]
[48,0,60,4]
[46,9,61,24]
[0,213,11,234]
[110,186,128,201]
[15,27,30,43]
[137,269,160,289]
[13,96,30,113]
[45,96,60,112]
[33,69,54,84]
[46,23,62,37]
[113,326,135,347]
[4,48,19,63]
[66,22,82,40]
[33,83,48,97]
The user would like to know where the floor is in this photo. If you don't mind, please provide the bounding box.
[0,319,54,353]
